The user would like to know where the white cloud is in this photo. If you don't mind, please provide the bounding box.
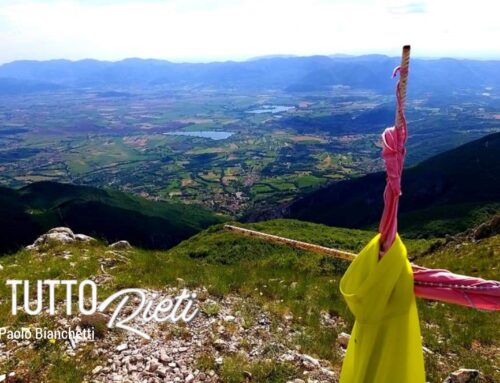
[0,0,498,63]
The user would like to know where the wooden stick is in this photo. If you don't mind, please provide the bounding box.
[224,224,356,261]
[395,45,411,127]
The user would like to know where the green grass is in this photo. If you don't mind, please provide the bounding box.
[219,353,298,383]
[0,219,498,382]
[294,174,325,189]
[398,202,500,238]
[6,341,96,382]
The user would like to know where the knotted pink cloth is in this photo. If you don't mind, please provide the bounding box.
[378,67,500,311]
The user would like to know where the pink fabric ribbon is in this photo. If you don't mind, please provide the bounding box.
[378,66,500,311]
[412,265,500,311]
[378,68,407,253]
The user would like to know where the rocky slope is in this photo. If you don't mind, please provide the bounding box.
[0,220,498,382]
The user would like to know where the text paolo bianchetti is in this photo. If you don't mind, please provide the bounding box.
[5,280,199,339]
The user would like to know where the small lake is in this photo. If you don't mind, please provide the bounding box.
[246,105,295,114]
[164,131,234,140]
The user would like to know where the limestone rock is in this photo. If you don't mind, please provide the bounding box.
[27,228,75,249]
[109,240,132,249]
[301,353,320,367]
[473,214,500,240]
[26,227,97,250]
[75,233,97,242]
[92,366,103,375]
[116,343,128,352]
[337,332,351,348]
[443,369,480,383]
[48,227,74,236]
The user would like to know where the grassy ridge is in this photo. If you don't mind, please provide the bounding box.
[0,219,497,382]
[0,181,224,254]
[285,132,500,237]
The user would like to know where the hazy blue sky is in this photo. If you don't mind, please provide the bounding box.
[0,0,499,64]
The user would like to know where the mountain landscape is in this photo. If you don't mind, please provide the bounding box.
[0,181,223,254]
[277,132,500,237]
[0,53,499,383]
[0,217,498,382]
[1,56,500,95]
[1,56,499,216]
[1,131,498,256]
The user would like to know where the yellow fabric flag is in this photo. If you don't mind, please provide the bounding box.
[339,234,425,383]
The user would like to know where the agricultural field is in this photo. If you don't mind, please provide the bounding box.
[0,86,498,216]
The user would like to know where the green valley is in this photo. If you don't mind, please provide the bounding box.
[1,73,498,216]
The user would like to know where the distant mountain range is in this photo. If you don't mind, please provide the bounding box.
[274,132,500,237]
[0,182,224,254]
[1,55,499,94]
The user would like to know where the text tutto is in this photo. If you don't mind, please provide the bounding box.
[6,280,199,339]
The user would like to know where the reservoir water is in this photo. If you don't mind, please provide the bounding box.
[246,105,295,114]
[164,131,234,140]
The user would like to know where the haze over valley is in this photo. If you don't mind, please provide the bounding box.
[1,55,499,216]
[1,1,500,381]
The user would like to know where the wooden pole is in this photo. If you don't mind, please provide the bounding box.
[224,224,356,261]
[395,45,411,127]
